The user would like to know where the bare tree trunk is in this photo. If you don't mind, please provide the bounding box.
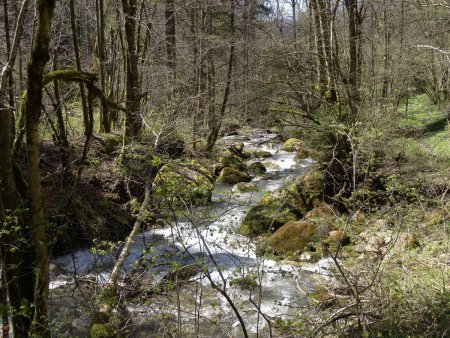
[344,0,363,116]
[23,0,57,336]
[121,0,142,138]
[0,0,31,104]
[205,0,235,151]
[96,0,111,132]
[69,0,90,136]
[51,51,70,178]
[381,0,391,99]
[165,0,176,81]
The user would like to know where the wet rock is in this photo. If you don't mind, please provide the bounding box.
[262,161,280,170]
[230,275,259,290]
[281,138,303,152]
[216,167,251,185]
[239,201,302,237]
[218,155,247,171]
[248,161,267,175]
[249,150,272,158]
[163,264,203,283]
[232,182,259,193]
[268,220,329,256]
[153,160,214,208]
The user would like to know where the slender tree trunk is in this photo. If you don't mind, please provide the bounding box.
[205,0,235,151]
[0,108,35,338]
[344,0,362,115]
[23,0,57,336]
[121,0,142,138]
[381,0,391,99]
[96,0,110,132]
[52,51,70,177]
[1,267,9,338]
[69,0,90,136]
[165,0,176,81]
[2,0,15,112]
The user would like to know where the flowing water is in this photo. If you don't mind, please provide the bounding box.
[49,131,334,337]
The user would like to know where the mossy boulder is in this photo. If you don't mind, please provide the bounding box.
[100,133,122,155]
[262,161,280,170]
[248,161,267,175]
[218,155,247,172]
[305,203,338,219]
[289,168,325,214]
[281,138,303,152]
[153,160,214,208]
[89,323,116,338]
[268,220,329,257]
[239,201,301,237]
[216,167,251,185]
[326,230,351,250]
[232,182,259,193]
[230,275,259,290]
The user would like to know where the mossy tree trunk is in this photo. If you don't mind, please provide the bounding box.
[0,107,35,337]
[23,0,56,336]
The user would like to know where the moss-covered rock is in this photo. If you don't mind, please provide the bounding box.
[305,203,338,219]
[281,138,303,152]
[262,161,280,170]
[100,133,122,155]
[218,155,247,172]
[89,323,115,338]
[326,230,351,250]
[248,161,267,175]
[233,182,259,193]
[268,220,328,256]
[230,275,259,290]
[239,201,301,237]
[153,160,214,208]
[289,168,325,214]
[216,167,251,185]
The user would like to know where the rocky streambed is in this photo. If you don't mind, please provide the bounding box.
[49,131,336,337]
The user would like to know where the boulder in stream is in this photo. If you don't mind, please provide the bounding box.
[268,220,331,257]
[248,161,267,175]
[216,167,251,185]
[218,154,247,171]
[239,200,302,237]
[281,138,303,152]
[232,182,259,193]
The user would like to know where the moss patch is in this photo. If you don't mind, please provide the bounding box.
[216,167,252,185]
[268,220,324,256]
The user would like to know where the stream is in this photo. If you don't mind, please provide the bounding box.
[49,131,334,337]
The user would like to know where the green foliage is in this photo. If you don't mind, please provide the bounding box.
[89,323,115,338]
